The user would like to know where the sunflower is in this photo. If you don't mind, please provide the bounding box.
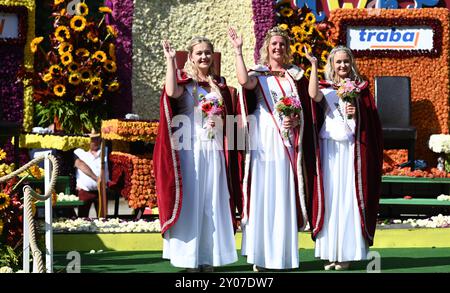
[69,73,81,85]
[54,26,70,42]
[106,25,118,38]
[76,2,89,16]
[42,73,53,82]
[54,0,65,5]
[290,42,303,55]
[53,84,66,97]
[67,62,80,72]
[92,51,107,62]
[108,81,120,92]
[58,42,73,55]
[80,69,92,82]
[301,22,314,35]
[70,15,87,32]
[109,43,116,61]
[299,43,312,57]
[87,31,99,43]
[305,12,316,24]
[0,192,11,211]
[60,52,73,66]
[49,65,62,75]
[278,24,289,31]
[88,86,103,99]
[30,37,43,53]
[280,7,294,18]
[304,67,312,78]
[99,6,112,14]
[0,148,6,161]
[29,165,42,179]
[90,77,102,87]
[75,95,83,102]
[59,8,66,16]
[104,60,117,73]
[321,50,330,63]
[75,48,90,58]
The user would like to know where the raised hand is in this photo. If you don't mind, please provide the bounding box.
[161,39,176,60]
[228,27,243,52]
[303,46,318,66]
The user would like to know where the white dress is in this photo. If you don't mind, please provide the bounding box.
[314,87,368,262]
[241,74,300,269]
[162,83,237,268]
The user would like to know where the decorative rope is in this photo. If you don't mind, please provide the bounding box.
[0,154,59,273]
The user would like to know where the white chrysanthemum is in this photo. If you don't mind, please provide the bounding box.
[429,134,450,154]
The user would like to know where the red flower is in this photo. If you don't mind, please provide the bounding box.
[282,98,292,106]
[201,102,212,113]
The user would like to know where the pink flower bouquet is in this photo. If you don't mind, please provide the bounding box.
[275,95,302,141]
[336,78,361,119]
[198,92,225,139]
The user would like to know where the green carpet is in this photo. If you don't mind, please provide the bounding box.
[52,248,450,273]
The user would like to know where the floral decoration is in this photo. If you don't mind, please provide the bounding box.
[50,217,161,233]
[274,0,334,79]
[21,0,121,134]
[329,8,450,165]
[16,133,90,152]
[101,119,159,143]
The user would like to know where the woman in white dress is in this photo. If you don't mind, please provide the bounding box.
[154,37,240,272]
[228,27,323,271]
[306,46,383,270]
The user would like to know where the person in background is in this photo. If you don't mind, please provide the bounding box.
[306,45,383,270]
[74,129,108,218]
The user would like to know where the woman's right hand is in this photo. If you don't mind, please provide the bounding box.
[304,46,318,66]
[228,27,243,53]
[161,39,176,60]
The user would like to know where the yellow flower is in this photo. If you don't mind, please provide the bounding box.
[75,48,90,58]
[280,7,293,17]
[0,219,3,235]
[70,15,87,32]
[55,26,70,42]
[305,12,316,24]
[60,52,73,66]
[299,43,311,57]
[58,42,73,55]
[29,165,43,179]
[69,73,82,85]
[87,31,99,43]
[49,65,62,75]
[0,148,6,161]
[0,192,10,211]
[89,86,103,99]
[42,73,53,82]
[30,37,43,53]
[109,43,116,61]
[54,0,65,5]
[321,50,330,63]
[106,25,118,38]
[54,84,66,97]
[80,69,92,82]
[90,77,102,87]
[99,6,112,14]
[301,22,314,35]
[76,2,89,16]
[304,67,312,78]
[108,81,120,92]
[92,51,107,62]
[104,60,117,73]
[75,95,83,102]
[60,8,66,16]
[279,24,289,31]
[290,42,302,54]
[68,62,80,72]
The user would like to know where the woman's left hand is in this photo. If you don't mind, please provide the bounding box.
[283,115,299,130]
[345,104,356,116]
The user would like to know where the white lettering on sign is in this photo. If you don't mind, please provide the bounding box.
[0,13,19,39]
[347,26,434,50]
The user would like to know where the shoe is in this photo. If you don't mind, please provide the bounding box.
[335,262,350,271]
[324,261,336,271]
[252,265,266,272]
[186,267,201,273]
[201,265,214,273]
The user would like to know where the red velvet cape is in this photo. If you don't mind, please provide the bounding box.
[153,70,242,234]
[316,80,383,246]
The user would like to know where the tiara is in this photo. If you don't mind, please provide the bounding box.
[265,26,290,40]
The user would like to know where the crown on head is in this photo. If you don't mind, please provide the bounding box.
[265,26,290,40]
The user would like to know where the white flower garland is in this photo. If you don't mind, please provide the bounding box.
[50,218,161,233]
[429,134,450,154]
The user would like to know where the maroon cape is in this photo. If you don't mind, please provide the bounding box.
[236,68,325,232]
[153,70,242,235]
[316,80,383,246]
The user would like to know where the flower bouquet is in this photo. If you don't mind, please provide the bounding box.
[198,92,225,139]
[429,134,450,172]
[336,78,361,119]
[275,95,302,144]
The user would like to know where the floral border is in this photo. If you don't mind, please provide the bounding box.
[338,17,443,58]
[0,4,28,46]
[252,0,276,63]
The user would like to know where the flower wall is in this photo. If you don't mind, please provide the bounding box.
[329,8,450,165]
[132,0,256,119]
